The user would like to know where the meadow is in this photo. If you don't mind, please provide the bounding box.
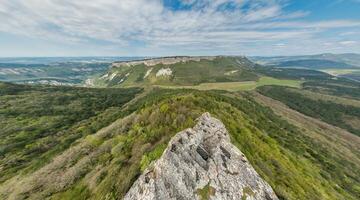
[155,76,303,91]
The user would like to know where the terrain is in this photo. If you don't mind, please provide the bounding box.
[124,113,278,200]
[92,56,259,87]
[251,53,360,68]
[0,57,144,86]
[251,53,360,82]
[0,56,360,200]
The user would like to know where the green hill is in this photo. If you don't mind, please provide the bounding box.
[251,53,360,68]
[276,59,356,69]
[1,83,359,200]
[93,56,260,87]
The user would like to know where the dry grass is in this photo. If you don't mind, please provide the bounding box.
[155,77,302,91]
[320,69,360,76]
[287,88,360,107]
[251,91,360,160]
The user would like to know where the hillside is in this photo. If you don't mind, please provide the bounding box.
[124,113,278,200]
[0,57,144,86]
[0,82,142,183]
[1,83,359,200]
[257,85,360,136]
[275,59,356,69]
[251,53,360,67]
[92,56,260,87]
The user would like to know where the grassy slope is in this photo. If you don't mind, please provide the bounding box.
[303,78,360,100]
[0,87,359,200]
[95,57,260,87]
[276,59,356,69]
[0,82,142,183]
[156,76,302,91]
[257,85,360,136]
[286,87,360,107]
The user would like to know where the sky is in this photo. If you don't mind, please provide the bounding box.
[0,0,360,57]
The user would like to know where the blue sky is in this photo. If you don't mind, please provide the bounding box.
[0,0,359,57]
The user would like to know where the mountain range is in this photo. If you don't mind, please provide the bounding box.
[0,56,360,200]
[251,53,360,68]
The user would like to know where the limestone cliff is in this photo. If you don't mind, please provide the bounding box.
[111,56,218,67]
[124,113,278,200]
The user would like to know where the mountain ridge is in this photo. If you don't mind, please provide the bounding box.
[1,84,359,199]
[93,56,258,87]
[124,112,278,200]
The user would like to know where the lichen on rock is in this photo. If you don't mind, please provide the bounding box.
[124,113,278,200]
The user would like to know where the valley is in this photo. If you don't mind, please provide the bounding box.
[154,77,302,91]
[0,57,145,86]
[2,1,360,199]
[1,55,360,199]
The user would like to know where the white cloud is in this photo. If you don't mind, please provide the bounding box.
[339,40,357,45]
[0,0,359,55]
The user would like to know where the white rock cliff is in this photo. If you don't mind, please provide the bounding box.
[124,113,278,200]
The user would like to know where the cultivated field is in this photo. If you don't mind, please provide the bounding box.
[156,77,302,91]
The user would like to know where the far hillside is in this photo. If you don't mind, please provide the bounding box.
[92,56,260,87]
[91,56,328,90]
[276,59,355,69]
[251,53,360,68]
[251,53,360,82]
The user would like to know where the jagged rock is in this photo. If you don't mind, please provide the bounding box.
[124,113,278,200]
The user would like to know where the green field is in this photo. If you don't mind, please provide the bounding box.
[320,69,360,76]
[156,77,303,91]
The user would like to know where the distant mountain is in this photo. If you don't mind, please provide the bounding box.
[251,53,360,69]
[276,59,355,69]
[0,57,144,85]
[0,56,146,65]
[92,56,259,87]
[2,55,360,200]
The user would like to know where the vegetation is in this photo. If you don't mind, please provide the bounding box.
[276,59,356,69]
[197,182,216,200]
[257,85,360,136]
[254,65,333,81]
[251,53,360,69]
[95,57,260,87]
[0,82,142,183]
[303,79,360,99]
[1,86,359,200]
[156,76,302,91]
[242,186,255,200]
[285,87,360,107]
[0,62,111,85]
[1,54,360,200]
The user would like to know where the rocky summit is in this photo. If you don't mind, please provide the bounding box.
[124,113,278,200]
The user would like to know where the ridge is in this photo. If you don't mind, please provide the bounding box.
[124,113,278,200]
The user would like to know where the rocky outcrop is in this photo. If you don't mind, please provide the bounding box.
[124,113,278,200]
[112,56,218,67]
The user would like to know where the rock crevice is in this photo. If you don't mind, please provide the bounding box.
[124,113,278,200]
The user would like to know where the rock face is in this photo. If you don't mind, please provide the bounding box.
[124,113,278,200]
[112,56,217,67]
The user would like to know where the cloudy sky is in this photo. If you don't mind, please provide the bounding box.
[0,0,360,57]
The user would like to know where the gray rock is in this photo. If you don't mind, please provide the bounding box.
[124,113,278,200]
